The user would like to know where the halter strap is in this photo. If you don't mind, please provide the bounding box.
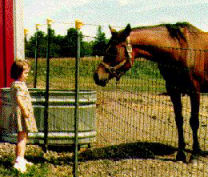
[126,36,133,66]
[101,59,127,74]
[101,36,133,79]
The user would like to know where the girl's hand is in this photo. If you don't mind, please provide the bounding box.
[16,96,30,118]
[22,110,29,118]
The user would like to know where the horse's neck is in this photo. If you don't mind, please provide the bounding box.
[131,29,173,48]
[130,29,179,61]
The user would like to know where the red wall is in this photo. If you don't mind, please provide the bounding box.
[0,0,14,88]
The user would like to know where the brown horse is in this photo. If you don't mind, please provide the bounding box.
[93,22,208,162]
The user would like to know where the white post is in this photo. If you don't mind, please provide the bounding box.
[13,0,25,60]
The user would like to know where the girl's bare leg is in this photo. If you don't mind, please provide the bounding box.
[16,131,28,158]
[14,131,28,173]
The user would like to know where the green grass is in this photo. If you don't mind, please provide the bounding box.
[0,144,73,177]
[27,57,166,93]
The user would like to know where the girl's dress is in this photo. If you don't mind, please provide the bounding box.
[9,81,38,133]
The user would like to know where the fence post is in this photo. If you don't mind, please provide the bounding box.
[73,19,83,177]
[24,28,28,55]
[33,24,40,88]
[44,18,52,153]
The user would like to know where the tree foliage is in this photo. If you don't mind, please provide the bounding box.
[25,26,108,58]
[92,26,108,56]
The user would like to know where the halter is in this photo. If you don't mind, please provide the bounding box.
[100,36,133,79]
[126,36,133,66]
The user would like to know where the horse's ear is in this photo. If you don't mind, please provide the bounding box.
[109,25,117,36]
[123,24,131,39]
[125,24,131,33]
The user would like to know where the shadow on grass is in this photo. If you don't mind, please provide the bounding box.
[0,158,13,170]
[7,141,207,166]
[79,141,177,162]
[33,142,177,165]
[25,155,46,164]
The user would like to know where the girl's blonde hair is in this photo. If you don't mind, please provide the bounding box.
[10,60,30,80]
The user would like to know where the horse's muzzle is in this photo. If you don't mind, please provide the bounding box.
[93,72,108,87]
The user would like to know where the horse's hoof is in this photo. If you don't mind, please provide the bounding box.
[190,153,199,162]
[190,159,198,166]
[176,151,186,162]
[190,148,201,161]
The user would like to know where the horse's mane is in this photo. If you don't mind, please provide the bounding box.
[165,22,202,41]
[132,22,203,41]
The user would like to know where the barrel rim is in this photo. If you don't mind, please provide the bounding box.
[0,88,96,96]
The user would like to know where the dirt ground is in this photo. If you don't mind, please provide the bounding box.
[1,90,208,176]
[92,90,208,177]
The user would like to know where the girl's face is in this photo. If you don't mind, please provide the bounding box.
[18,67,29,82]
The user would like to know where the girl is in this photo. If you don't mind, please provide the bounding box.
[10,60,38,173]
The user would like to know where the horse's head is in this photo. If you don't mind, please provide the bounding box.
[93,24,133,86]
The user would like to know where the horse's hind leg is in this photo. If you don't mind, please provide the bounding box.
[189,92,201,161]
[169,90,186,162]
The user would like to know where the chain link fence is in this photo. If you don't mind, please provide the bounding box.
[27,55,208,176]
[1,21,208,176]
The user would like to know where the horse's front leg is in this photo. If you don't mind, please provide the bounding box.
[189,91,201,161]
[169,90,186,162]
